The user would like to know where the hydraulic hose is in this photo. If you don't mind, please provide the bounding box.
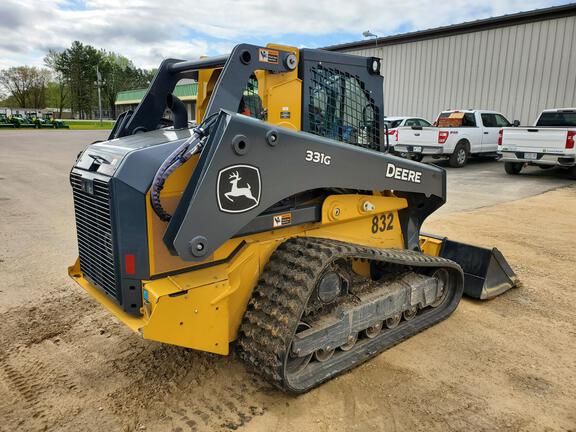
[150,113,219,221]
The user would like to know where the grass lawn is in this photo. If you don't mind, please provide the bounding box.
[0,120,115,131]
[67,120,115,130]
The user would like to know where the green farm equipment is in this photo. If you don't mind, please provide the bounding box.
[27,112,53,129]
[0,113,15,128]
[10,113,36,128]
[44,112,69,129]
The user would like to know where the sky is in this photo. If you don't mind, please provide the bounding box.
[0,0,573,70]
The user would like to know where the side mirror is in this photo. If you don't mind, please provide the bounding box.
[513,120,520,127]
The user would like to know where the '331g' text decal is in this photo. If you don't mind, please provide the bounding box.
[305,150,332,166]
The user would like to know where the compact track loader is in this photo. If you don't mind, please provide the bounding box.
[68,44,517,393]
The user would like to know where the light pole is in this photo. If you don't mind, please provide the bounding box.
[362,30,379,50]
[95,65,103,126]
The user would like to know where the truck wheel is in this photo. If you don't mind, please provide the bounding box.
[568,166,576,180]
[449,142,468,168]
[504,162,523,175]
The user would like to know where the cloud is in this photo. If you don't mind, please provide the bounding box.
[0,0,570,69]
[0,2,28,30]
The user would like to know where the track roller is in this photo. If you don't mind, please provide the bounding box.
[365,322,383,338]
[339,333,358,351]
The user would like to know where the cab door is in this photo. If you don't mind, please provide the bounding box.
[481,113,510,152]
[462,112,482,153]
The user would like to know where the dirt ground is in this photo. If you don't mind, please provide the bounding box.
[1,132,575,431]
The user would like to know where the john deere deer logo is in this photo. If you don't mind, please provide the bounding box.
[225,171,258,203]
[217,165,261,213]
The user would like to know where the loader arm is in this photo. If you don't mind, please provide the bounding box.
[112,44,297,138]
[164,111,446,261]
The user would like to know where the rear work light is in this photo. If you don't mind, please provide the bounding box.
[498,129,503,146]
[125,254,136,275]
[566,131,575,149]
[438,131,449,144]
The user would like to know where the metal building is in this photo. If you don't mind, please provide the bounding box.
[326,4,576,125]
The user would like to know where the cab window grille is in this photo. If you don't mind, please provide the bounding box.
[308,66,380,151]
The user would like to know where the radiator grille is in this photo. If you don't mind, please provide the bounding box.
[70,172,119,300]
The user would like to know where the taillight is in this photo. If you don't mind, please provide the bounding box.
[566,131,575,149]
[125,254,136,275]
[438,131,449,144]
[498,129,503,146]
[394,129,398,142]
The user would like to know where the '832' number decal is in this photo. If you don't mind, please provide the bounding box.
[371,213,394,233]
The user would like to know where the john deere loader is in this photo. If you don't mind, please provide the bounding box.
[68,44,517,393]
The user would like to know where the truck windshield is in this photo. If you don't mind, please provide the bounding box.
[536,112,576,127]
[384,119,403,128]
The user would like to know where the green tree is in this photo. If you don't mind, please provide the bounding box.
[0,66,51,108]
[44,49,69,117]
[29,69,51,108]
[46,41,155,119]
[98,52,154,118]
[51,41,102,118]
[0,94,18,107]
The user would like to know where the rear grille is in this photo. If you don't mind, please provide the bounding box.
[70,172,119,301]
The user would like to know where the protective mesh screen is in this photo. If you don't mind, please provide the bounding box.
[308,66,380,151]
[239,76,266,120]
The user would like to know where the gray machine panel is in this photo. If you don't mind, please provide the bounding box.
[75,128,194,178]
[167,111,446,261]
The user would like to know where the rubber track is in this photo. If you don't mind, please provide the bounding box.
[237,237,463,393]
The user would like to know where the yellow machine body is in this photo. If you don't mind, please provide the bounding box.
[71,193,411,355]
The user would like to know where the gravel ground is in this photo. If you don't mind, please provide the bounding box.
[0,130,575,431]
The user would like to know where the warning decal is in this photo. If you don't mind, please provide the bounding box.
[259,48,279,64]
[273,213,292,228]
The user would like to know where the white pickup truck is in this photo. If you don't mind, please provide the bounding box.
[393,110,518,167]
[498,108,576,178]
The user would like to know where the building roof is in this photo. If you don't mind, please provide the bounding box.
[116,82,198,105]
[324,3,576,51]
